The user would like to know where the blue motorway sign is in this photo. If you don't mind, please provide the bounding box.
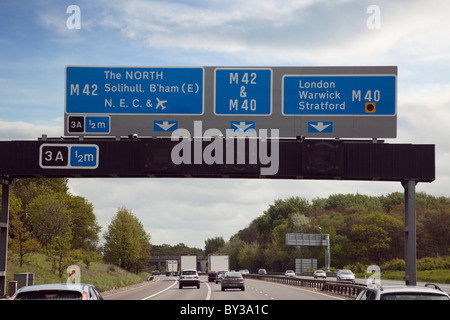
[67,116,110,134]
[85,116,110,133]
[66,66,204,115]
[70,145,98,168]
[283,75,396,115]
[214,68,272,115]
[40,144,99,169]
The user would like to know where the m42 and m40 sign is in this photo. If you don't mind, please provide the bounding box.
[65,66,397,139]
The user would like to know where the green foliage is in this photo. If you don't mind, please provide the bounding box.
[238,242,265,272]
[103,206,151,274]
[254,196,312,243]
[204,237,225,255]
[381,258,405,271]
[349,212,403,264]
[220,192,450,273]
[6,178,102,278]
[7,194,41,267]
[6,252,148,293]
[150,243,204,257]
[417,256,450,271]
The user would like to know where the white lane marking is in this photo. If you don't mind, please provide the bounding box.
[202,279,212,300]
[142,277,212,300]
[141,277,178,300]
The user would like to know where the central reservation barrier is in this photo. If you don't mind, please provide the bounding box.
[243,274,366,299]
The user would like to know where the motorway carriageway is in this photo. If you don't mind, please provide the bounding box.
[104,275,343,300]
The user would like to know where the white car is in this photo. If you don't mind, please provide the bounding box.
[179,269,200,289]
[313,270,327,279]
[336,269,355,283]
[356,284,450,300]
[285,270,296,277]
[11,283,103,300]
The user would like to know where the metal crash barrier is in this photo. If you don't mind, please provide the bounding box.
[244,274,366,299]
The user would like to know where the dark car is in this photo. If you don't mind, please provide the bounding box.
[12,283,103,300]
[221,272,245,291]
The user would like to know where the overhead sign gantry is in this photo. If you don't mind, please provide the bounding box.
[0,65,431,297]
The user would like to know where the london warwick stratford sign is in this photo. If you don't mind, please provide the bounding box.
[65,66,397,139]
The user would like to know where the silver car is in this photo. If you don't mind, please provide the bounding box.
[215,270,227,284]
[314,270,327,279]
[285,270,296,277]
[12,283,103,300]
[356,284,450,300]
[179,269,200,289]
[336,269,355,284]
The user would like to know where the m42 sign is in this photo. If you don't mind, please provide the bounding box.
[39,144,99,169]
[65,66,204,115]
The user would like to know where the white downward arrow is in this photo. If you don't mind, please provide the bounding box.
[310,122,331,132]
[156,121,176,131]
[232,122,253,131]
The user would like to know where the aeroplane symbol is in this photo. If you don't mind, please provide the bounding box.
[156,97,167,110]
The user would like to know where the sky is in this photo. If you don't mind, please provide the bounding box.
[1,0,450,249]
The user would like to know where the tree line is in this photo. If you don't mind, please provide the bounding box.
[5,178,101,277]
[4,178,448,277]
[213,193,449,272]
[4,178,151,276]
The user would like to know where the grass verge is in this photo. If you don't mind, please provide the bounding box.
[6,252,149,294]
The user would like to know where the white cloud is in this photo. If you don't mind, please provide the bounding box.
[89,0,449,66]
[0,120,63,140]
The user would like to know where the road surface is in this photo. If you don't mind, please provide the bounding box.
[104,275,343,300]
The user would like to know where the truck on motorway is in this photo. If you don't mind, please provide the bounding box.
[208,254,229,282]
[166,259,178,276]
[180,255,197,272]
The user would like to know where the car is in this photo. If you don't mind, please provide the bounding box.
[239,269,250,275]
[151,270,160,275]
[11,283,103,300]
[258,268,267,275]
[336,269,355,283]
[356,284,450,300]
[313,270,327,279]
[221,272,245,291]
[215,270,227,284]
[179,269,200,289]
[285,270,296,277]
